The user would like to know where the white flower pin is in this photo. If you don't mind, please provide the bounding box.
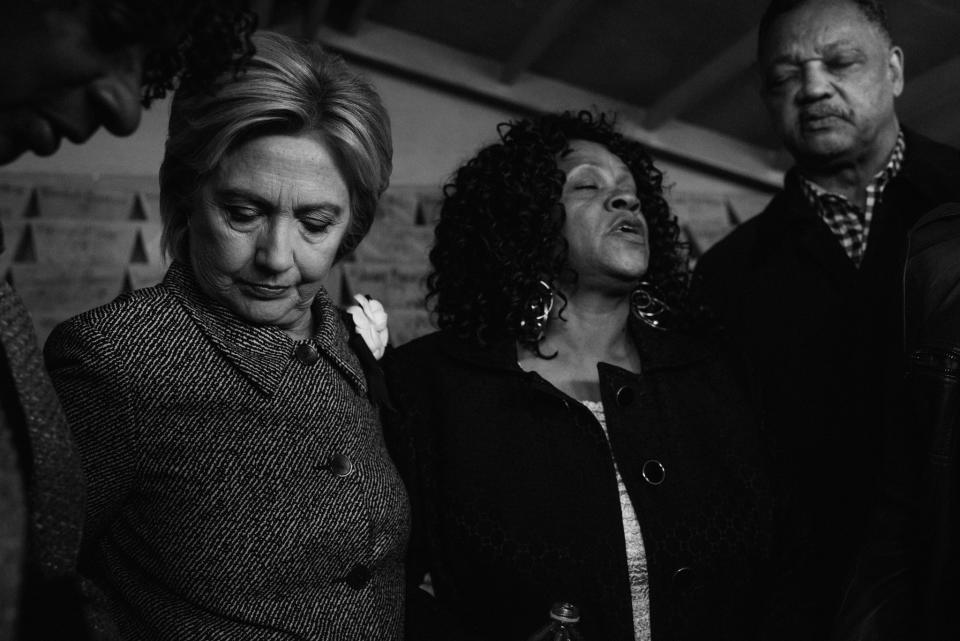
[347,294,389,360]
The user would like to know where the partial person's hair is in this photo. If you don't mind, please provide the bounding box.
[159,31,393,263]
[427,110,690,348]
[76,0,257,104]
[758,0,892,57]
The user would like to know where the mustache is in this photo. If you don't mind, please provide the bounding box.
[800,105,851,121]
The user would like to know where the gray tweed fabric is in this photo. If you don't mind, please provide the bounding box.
[45,262,409,640]
[1,278,85,639]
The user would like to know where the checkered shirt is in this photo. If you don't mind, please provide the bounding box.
[794,131,906,267]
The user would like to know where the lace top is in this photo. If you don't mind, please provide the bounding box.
[581,400,651,641]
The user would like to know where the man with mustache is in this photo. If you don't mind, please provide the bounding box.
[0,2,254,638]
[695,0,960,631]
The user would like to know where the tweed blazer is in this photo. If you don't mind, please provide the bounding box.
[44,261,409,641]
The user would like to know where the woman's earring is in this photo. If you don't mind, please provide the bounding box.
[631,283,671,330]
[519,280,555,343]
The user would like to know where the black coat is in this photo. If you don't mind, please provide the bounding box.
[834,203,960,641]
[384,321,809,641]
[694,129,960,624]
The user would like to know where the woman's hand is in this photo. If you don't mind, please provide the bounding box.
[347,294,389,360]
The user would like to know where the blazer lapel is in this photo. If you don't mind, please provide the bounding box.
[166,265,288,396]
[310,289,368,397]
[165,263,368,399]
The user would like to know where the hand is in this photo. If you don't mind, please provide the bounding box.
[347,294,389,360]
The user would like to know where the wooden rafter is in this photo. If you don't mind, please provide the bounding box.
[316,21,784,189]
[343,0,378,35]
[251,0,276,29]
[643,28,758,130]
[897,54,960,127]
[924,105,960,142]
[302,0,333,39]
[500,0,587,85]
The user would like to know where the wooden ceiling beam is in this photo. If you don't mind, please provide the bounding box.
[251,0,276,29]
[897,54,960,126]
[316,22,784,189]
[302,0,332,39]
[643,27,758,130]
[922,105,960,143]
[343,0,378,35]
[500,0,588,85]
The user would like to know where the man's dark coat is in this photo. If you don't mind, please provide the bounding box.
[834,203,960,641]
[694,129,960,622]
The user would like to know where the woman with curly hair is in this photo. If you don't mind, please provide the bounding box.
[384,111,806,641]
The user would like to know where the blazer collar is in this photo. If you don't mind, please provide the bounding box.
[164,262,367,397]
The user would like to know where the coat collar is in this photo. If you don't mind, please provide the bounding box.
[774,127,959,228]
[630,319,714,373]
[437,317,712,375]
[893,127,960,207]
[164,262,367,397]
[905,203,960,348]
[774,184,860,289]
[762,126,959,290]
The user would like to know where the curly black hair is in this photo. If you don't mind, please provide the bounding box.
[427,110,691,349]
[85,0,257,105]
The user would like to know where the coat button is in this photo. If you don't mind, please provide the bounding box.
[641,459,665,485]
[672,566,695,590]
[615,385,635,407]
[294,343,320,365]
[327,453,354,477]
[343,563,372,590]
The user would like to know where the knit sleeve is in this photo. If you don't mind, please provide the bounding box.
[44,319,139,544]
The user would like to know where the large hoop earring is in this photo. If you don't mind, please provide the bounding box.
[631,283,671,330]
[519,280,555,343]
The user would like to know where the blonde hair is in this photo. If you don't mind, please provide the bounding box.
[159,31,392,262]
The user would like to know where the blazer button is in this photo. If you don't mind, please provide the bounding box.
[672,566,696,590]
[343,563,372,590]
[641,459,665,485]
[294,343,320,365]
[615,385,635,407]
[327,453,354,477]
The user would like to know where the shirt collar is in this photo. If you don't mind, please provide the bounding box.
[163,261,367,397]
[791,130,906,209]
